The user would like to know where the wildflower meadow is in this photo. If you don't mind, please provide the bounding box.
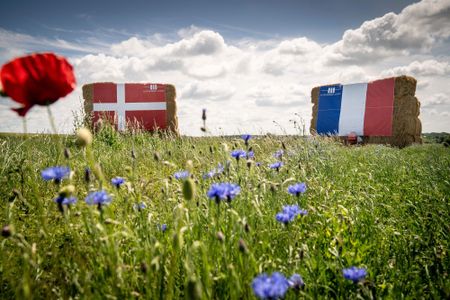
[1,128,449,299]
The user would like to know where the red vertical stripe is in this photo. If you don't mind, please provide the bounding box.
[363,78,395,136]
[93,83,117,103]
[125,83,166,103]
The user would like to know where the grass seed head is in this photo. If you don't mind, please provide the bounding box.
[76,127,93,147]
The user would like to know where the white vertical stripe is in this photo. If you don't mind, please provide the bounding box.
[338,83,368,136]
[116,84,126,131]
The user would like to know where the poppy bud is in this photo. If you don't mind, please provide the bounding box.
[187,278,203,300]
[140,261,148,274]
[216,231,225,242]
[182,178,196,201]
[153,152,161,161]
[238,238,248,254]
[1,225,13,238]
[131,149,137,159]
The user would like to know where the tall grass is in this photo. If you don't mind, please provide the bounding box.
[1,129,449,299]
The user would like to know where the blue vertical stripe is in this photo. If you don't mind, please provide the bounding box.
[316,84,343,135]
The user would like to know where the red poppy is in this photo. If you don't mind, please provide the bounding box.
[0,53,76,116]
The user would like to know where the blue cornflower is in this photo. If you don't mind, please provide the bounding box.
[288,274,305,289]
[242,134,252,145]
[111,177,125,188]
[343,266,367,283]
[273,150,284,159]
[41,166,70,184]
[85,190,112,206]
[134,202,147,211]
[231,149,247,160]
[54,195,77,206]
[160,224,167,232]
[247,151,255,159]
[252,272,289,299]
[203,163,224,179]
[287,183,307,196]
[255,162,262,167]
[276,205,307,225]
[174,170,190,180]
[269,162,283,171]
[207,182,240,203]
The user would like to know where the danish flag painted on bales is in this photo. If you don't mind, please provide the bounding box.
[316,77,395,136]
[82,82,178,133]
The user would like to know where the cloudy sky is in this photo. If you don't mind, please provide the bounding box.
[0,0,449,135]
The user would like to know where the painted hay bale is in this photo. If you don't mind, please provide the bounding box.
[310,75,422,147]
[82,82,178,134]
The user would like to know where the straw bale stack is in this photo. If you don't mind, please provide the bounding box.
[82,82,179,134]
[310,75,422,147]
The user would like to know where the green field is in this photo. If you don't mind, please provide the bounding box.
[1,129,449,299]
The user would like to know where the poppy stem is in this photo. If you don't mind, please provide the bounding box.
[22,117,27,135]
[46,105,58,134]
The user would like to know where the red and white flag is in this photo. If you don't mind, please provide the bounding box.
[90,83,168,131]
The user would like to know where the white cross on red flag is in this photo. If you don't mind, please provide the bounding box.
[90,83,169,131]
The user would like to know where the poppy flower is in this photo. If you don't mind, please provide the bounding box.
[0,52,76,116]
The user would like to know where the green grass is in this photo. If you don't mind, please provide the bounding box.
[1,128,449,299]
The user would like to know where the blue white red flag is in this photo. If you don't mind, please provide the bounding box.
[316,77,395,136]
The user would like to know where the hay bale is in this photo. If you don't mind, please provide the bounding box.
[310,75,422,147]
[82,82,179,135]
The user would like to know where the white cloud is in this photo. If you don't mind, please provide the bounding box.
[166,30,226,56]
[180,81,235,102]
[381,59,450,77]
[325,0,450,64]
[422,93,450,107]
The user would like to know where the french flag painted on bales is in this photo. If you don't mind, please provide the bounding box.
[316,77,395,136]
[87,83,173,131]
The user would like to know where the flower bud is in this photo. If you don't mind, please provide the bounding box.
[140,261,148,274]
[201,108,207,121]
[76,127,93,147]
[238,238,248,254]
[1,225,14,238]
[187,278,203,300]
[64,148,71,159]
[185,160,194,172]
[153,152,161,161]
[216,231,225,242]
[246,159,253,169]
[84,167,92,183]
[182,178,196,201]
[221,143,229,153]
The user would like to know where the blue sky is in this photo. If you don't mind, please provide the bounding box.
[1,0,416,43]
[0,0,449,134]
